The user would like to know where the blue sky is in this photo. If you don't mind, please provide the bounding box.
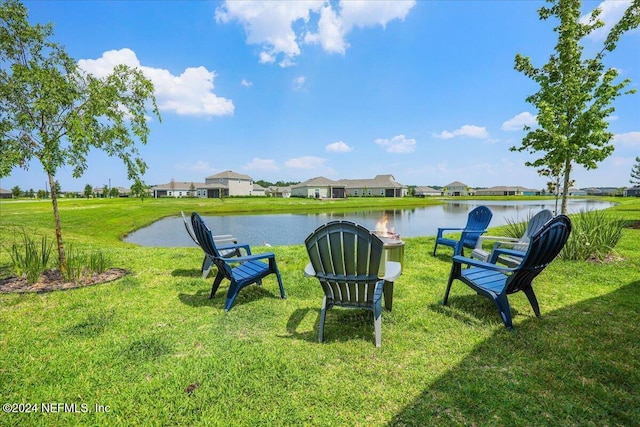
[2,0,639,192]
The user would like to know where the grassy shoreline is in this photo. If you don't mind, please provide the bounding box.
[1,196,639,426]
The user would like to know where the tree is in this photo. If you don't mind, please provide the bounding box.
[0,0,160,276]
[83,183,93,198]
[512,0,639,214]
[631,156,640,186]
[109,187,119,198]
[10,184,20,198]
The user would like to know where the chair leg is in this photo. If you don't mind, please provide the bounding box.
[523,286,541,317]
[442,262,459,305]
[210,271,225,299]
[373,303,382,347]
[224,281,242,312]
[493,294,514,330]
[318,297,327,343]
[432,243,438,257]
[202,255,213,279]
[270,258,286,299]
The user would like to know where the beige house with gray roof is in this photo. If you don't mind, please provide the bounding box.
[443,181,472,196]
[291,177,345,198]
[291,174,407,198]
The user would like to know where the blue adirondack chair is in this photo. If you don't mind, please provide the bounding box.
[443,214,571,329]
[471,209,553,267]
[191,212,286,311]
[181,211,244,278]
[433,206,493,257]
[304,220,400,347]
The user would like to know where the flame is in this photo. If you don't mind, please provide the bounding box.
[375,215,394,235]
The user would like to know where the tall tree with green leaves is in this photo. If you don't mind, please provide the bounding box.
[83,183,93,198]
[631,156,640,186]
[512,0,639,214]
[0,0,160,275]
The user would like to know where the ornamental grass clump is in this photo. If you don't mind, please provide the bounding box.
[7,232,52,284]
[62,244,112,282]
[560,209,625,261]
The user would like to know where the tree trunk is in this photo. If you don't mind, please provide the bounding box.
[48,173,67,276]
[561,158,572,215]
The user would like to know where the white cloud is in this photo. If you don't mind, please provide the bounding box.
[78,48,234,117]
[305,4,348,54]
[243,158,279,172]
[285,156,327,169]
[182,160,215,174]
[340,0,415,31]
[501,112,537,131]
[293,76,307,91]
[326,141,353,153]
[240,79,253,87]
[433,125,489,140]
[217,0,416,64]
[375,134,416,153]
[580,0,635,40]
[613,131,640,146]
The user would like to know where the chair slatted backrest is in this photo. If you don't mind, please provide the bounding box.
[505,215,572,294]
[461,206,493,248]
[305,221,383,307]
[513,209,553,252]
[191,212,233,280]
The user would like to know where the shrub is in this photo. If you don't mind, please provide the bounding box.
[7,232,52,284]
[62,244,112,282]
[561,209,626,261]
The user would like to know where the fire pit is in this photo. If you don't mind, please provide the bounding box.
[372,218,405,311]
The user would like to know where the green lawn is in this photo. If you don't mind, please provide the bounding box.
[1,196,639,426]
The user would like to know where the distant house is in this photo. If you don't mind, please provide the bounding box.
[586,187,619,196]
[291,177,345,198]
[338,174,407,198]
[203,170,254,196]
[567,188,588,196]
[0,187,12,199]
[414,186,441,197]
[443,181,471,197]
[624,186,640,197]
[475,186,540,196]
[252,183,267,196]
[152,181,202,198]
[266,186,291,198]
[291,174,407,198]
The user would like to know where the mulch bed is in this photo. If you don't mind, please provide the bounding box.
[0,268,127,294]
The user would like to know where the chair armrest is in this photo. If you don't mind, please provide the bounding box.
[217,243,251,254]
[475,235,520,249]
[379,261,401,282]
[452,254,514,273]
[436,227,465,239]
[224,252,275,264]
[304,262,316,277]
[488,246,527,264]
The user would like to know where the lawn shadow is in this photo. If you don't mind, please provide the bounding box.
[279,307,319,343]
[178,282,281,311]
[171,268,202,278]
[429,294,526,328]
[388,280,640,426]
[283,305,381,346]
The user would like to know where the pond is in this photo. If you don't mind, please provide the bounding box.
[124,199,615,248]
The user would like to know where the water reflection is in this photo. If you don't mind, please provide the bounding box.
[124,199,614,247]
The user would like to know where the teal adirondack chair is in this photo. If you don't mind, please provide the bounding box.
[471,209,553,267]
[443,215,571,329]
[304,220,400,347]
[191,212,286,311]
[181,211,243,278]
[433,206,493,257]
